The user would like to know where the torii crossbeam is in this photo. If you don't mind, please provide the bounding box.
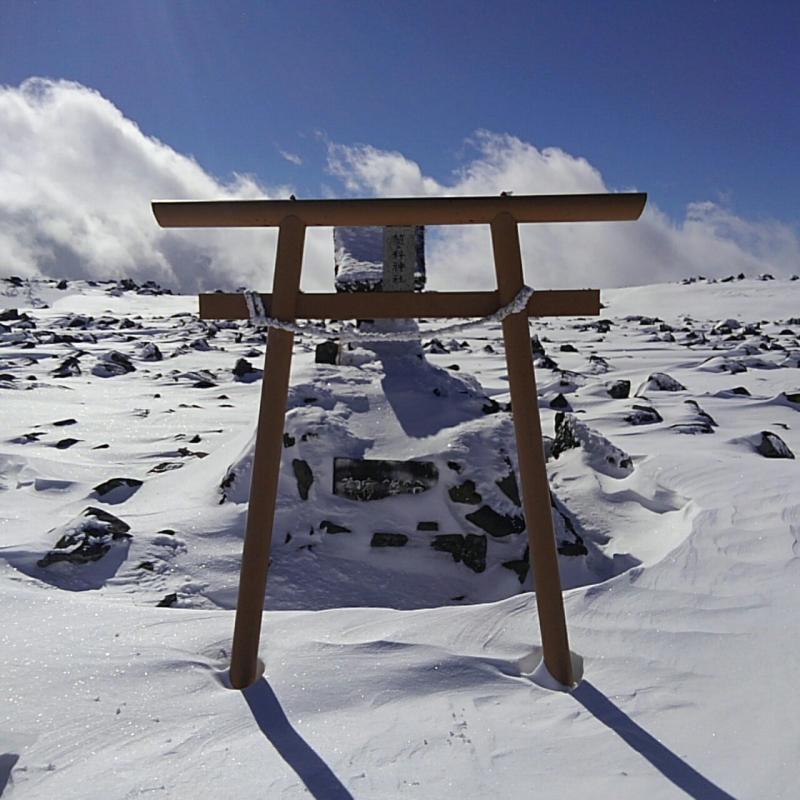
[152,192,647,690]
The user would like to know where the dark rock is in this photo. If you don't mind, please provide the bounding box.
[83,506,131,535]
[446,364,460,371]
[0,308,19,321]
[175,447,207,459]
[551,411,581,458]
[671,422,715,435]
[731,386,751,396]
[447,461,463,473]
[481,397,501,415]
[465,506,525,538]
[431,533,487,573]
[503,546,530,583]
[292,459,314,500]
[190,338,211,351]
[92,477,143,502]
[12,431,45,444]
[417,521,439,531]
[283,433,296,447]
[54,438,80,449]
[431,534,464,558]
[678,399,718,432]
[625,404,663,425]
[232,358,263,382]
[535,355,559,370]
[137,561,155,571]
[640,372,686,392]
[137,342,163,361]
[157,593,178,607]
[315,340,339,364]
[551,495,589,556]
[37,506,131,568]
[51,356,82,378]
[781,391,800,405]
[448,480,482,505]
[56,279,68,290]
[559,343,578,352]
[53,418,77,426]
[557,537,588,556]
[92,351,136,377]
[587,354,610,374]
[719,359,747,374]
[530,335,545,356]
[149,462,183,473]
[320,520,351,534]
[460,534,487,572]
[193,380,217,388]
[370,532,408,547]
[549,393,571,411]
[756,431,795,459]
[607,379,631,399]
[425,338,449,354]
[496,469,521,506]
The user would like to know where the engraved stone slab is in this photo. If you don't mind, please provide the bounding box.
[333,457,438,501]
[382,226,417,292]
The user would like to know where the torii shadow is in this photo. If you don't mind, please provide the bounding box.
[242,678,354,800]
[572,681,737,799]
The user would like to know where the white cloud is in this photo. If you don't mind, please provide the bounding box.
[327,143,441,197]
[326,131,800,290]
[279,149,303,166]
[1,80,796,296]
[0,78,334,292]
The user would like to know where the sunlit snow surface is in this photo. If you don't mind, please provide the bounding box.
[1,277,799,799]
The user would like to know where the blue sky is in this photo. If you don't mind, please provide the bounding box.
[0,1,798,291]
[2,0,797,222]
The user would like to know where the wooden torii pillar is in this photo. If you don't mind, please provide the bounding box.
[152,193,647,690]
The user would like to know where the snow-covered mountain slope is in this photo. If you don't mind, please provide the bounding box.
[1,275,798,799]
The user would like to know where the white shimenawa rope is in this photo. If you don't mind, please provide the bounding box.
[243,285,534,343]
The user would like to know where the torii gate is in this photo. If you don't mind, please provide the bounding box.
[152,193,647,690]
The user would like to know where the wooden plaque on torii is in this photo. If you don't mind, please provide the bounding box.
[152,192,647,690]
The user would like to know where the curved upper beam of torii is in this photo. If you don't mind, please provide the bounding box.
[152,192,646,228]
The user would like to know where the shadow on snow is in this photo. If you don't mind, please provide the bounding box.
[242,678,354,800]
[573,681,737,800]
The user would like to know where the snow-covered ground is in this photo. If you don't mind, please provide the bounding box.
[1,275,798,799]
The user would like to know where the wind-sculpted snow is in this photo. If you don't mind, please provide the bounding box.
[1,275,799,798]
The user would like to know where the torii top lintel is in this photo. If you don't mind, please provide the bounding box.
[151,192,646,229]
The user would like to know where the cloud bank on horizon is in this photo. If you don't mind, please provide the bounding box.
[1,78,798,294]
